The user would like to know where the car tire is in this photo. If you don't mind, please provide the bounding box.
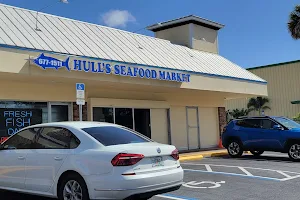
[58,173,90,200]
[288,143,300,162]
[250,150,264,156]
[227,139,243,158]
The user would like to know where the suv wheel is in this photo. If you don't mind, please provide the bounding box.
[227,140,243,158]
[250,150,264,156]
[288,143,300,162]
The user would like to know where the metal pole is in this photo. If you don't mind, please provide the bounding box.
[79,104,83,121]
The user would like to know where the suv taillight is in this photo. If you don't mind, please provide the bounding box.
[111,153,144,166]
[171,149,179,160]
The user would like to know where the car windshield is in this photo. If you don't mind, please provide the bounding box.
[273,117,300,129]
[82,126,151,146]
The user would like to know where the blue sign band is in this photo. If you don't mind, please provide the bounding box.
[34,53,191,83]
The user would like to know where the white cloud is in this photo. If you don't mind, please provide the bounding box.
[101,9,136,28]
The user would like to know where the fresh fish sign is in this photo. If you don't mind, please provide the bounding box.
[33,53,70,70]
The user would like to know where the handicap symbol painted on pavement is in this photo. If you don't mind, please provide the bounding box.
[183,181,225,189]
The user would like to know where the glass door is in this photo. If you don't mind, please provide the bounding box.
[115,108,133,129]
[134,109,151,138]
[48,102,72,122]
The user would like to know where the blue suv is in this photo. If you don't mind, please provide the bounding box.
[222,116,300,161]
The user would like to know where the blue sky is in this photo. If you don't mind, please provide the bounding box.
[0,0,299,68]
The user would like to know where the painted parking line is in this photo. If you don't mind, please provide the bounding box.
[182,163,300,182]
[184,169,282,181]
[156,194,199,200]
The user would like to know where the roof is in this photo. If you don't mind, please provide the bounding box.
[29,121,117,129]
[247,60,300,71]
[0,3,266,83]
[147,15,225,32]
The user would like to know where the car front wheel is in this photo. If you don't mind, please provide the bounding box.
[288,143,300,162]
[227,140,243,158]
[58,173,90,200]
[250,150,264,156]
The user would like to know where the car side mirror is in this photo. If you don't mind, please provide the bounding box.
[273,124,283,130]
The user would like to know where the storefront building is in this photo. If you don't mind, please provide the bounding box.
[0,4,267,150]
[226,60,300,119]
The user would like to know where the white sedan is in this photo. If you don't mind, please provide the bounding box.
[0,121,184,200]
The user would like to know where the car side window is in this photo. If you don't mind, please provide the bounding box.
[236,119,261,129]
[261,119,277,129]
[35,127,80,149]
[2,128,40,150]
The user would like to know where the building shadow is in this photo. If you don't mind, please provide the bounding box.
[0,190,53,200]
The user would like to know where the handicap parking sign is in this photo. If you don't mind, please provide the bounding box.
[76,83,85,91]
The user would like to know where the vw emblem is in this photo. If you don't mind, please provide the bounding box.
[157,148,161,154]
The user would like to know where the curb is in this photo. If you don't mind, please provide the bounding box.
[179,151,227,162]
[179,150,251,162]
[210,152,228,157]
[179,155,204,162]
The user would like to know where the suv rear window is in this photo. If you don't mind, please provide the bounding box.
[236,119,261,128]
[82,126,151,146]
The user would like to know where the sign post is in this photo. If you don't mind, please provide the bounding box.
[76,83,85,121]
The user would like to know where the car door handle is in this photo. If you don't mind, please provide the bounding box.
[54,157,63,161]
[18,156,25,160]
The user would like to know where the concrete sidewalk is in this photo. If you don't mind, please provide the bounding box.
[179,149,228,161]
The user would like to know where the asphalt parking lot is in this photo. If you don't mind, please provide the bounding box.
[2,152,300,200]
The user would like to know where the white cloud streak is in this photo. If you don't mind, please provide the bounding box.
[101,9,136,28]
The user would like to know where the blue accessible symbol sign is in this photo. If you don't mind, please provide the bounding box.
[76,83,85,91]
[76,83,85,105]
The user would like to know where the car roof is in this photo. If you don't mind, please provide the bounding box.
[28,121,118,129]
[236,116,284,120]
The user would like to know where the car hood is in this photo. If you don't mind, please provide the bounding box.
[289,128,300,132]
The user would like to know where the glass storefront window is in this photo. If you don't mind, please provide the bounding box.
[92,107,151,138]
[0,101,48,138]
[51,105,69,122]
[93,107,114,123]
[115,108,133,129]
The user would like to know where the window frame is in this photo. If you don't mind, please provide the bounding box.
[236,117,284,130]
[33,126,81,150]
[0,127,41,150]
[235,118,261,129]
[260,119,280,130]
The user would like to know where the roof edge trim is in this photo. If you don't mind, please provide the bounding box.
[247,60,300,71]
[147,15,224,32]
[0,44,267,85]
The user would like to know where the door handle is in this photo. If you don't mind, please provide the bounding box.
[18,156,25,160]
[54,157,63,161]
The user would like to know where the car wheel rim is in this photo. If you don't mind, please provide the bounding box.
[63,180,83,200]
[289,144,300,159]
[228,142,240,155]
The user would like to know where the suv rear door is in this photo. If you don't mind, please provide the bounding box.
[235,118,262,149]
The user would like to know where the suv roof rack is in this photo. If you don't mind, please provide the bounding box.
[236,116,271,119]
